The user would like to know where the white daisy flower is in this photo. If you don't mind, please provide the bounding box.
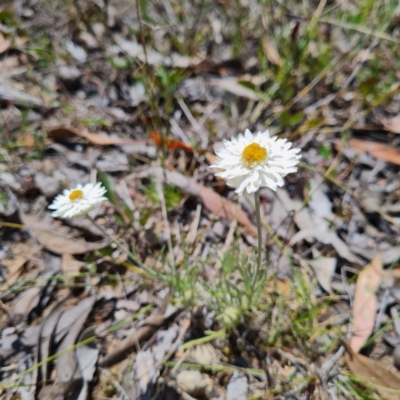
[48,182,107,218]
[211,129,301,195]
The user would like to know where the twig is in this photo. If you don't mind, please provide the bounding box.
[137,318,190,381]
[320,345,345,380]
[155,179,175,266]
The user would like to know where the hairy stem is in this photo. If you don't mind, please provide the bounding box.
[252,190,263,285]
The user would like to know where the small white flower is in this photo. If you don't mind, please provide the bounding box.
[48,182,107,218]
[211,129,301,195]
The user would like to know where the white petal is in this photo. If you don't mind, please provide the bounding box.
[48,182,107,219]
[244,129,253,141]
[209,129,300,195]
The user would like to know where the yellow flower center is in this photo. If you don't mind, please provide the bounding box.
[241,143,267,168]
[69,189,84,202]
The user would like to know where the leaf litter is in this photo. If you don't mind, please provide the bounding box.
[1,0,400,399]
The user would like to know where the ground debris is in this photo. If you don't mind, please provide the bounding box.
[1,0,400,398]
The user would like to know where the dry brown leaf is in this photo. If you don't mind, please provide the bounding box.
[381,115,400,134]
[352,49,375,65]
[22,214,109,255]
[309,256,336,294]
[0,84,44,108]
[146,168,257,237]
[350,253,383,353]
[99,300,175,368]
[47,125,143,146]
[262,39,281,66]
[209,78,260,101]
[62,254,86,273]
[1,242,40,286]
[345,345,400,400]
[196,184,256,237]
[348,139,400,165]
[0,33,11,54]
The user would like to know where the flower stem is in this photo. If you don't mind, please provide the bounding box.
[87,216,157,278]
[253,190,263,285]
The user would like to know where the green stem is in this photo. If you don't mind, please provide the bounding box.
[252,190,263,286]
[87,216,157,278]
[180,329,227,351]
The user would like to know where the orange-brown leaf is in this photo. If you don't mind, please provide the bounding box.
[161,169,256,237]
[381,115,400,134]
[350,253,383,353]
[196,183,256,237]
[348,139,400,165]
[47,126,140,146]
[150,132,193,153]
[0,33,11,54]
[345,345,400,400]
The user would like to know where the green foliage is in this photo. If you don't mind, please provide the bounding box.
[318,144,331,160]
[107,56,133,70]
[337,375,379,400]
[81,118,110,128]
[204,250,267,330]
[0,11,16,25]
[162,250,199,307]
[142,179,183,209]
[0,189,8,207]
[97,170,132,224]
[279,111,304,128]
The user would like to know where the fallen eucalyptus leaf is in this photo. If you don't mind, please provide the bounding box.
[309,256,337,294]
[350,253,383,353]
[22,214,109,255]
[345,344,400,400]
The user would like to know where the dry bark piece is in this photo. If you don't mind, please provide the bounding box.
[0,84,44,108]
[309,256,337,294]
[10,287,42,320]
[55,296,96,380]
[57,65,82,90]
[345,345,400,400]
[38,296,97,400]
[226,372,248,400]
[186,343,219,365]
[21,214,109,255]
[99,304,176,368]
[34,172,60,198]
[96,150,129,172]
[0,325,41,363]
[37,296,70,387]
[290,229,362,264]
[128,350,156,399]
[350,253,383,353]
[10,253,61,322]
[1,244,39,287]
[176,370,213,398]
